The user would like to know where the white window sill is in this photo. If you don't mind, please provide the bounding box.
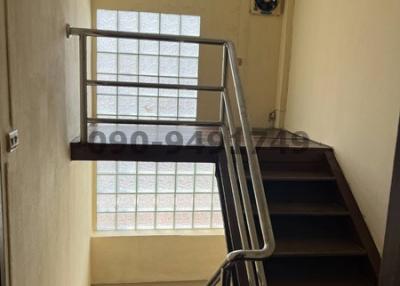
[92,229,225,238]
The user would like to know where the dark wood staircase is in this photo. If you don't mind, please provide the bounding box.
[70,124,380,285]
[217,146,380,286]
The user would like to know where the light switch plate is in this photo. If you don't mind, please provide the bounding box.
[7,129,19,152]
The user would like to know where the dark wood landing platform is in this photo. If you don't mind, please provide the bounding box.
[70,124,330,162]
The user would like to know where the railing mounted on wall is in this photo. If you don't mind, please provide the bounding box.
[66,24,275,286]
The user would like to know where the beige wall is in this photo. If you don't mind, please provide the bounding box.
[91,233,226,284]
[0,0,92,285]
[284,0,400,252]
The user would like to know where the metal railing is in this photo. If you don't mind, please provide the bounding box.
[66,24,275,286]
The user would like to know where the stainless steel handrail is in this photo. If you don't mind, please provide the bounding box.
[66,25,275,286]
[206,43,276,286]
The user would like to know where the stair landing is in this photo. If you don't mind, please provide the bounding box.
[70,124,329,161]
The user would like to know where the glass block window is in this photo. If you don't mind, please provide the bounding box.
[96,9,201,120]
[96,162,224,230]
[95,10,223,231]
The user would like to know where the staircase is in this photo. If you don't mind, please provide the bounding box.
[67,26,380,286]
[218,141,380,286]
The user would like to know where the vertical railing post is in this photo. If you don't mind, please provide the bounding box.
[219,45,228,124]
[221,126,257,286]
[79,35,88,143]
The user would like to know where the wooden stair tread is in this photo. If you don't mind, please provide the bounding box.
[247,170,336,181]
[269,202,349,216]
[273,238,367,257]
[268,277,374,286]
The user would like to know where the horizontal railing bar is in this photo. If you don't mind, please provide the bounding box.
[98,50,199,60]
[87,80,224,92]
[87,117,223,127]
[67,25,226,46]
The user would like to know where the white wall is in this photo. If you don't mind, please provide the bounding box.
[284,0,400,253]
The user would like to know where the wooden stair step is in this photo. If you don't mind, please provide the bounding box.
[268,202,349,216]
[247,170,336,181]
[264,256,376,286]
[268,277,375,286]
[273,237,367,257]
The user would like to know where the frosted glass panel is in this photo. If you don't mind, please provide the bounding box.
[196,163,215,174]
[119,39,138,54]
[137,212,155,229]
[156,212,174,229]
[194,194,212,211]
[97,95,116,115]
[137,194,156,211]
[213,194,221,211]
[159,97,178,117]
[97,161,116,174]
[97,213,116,230]
[98,194,116,212]
[157,194,174,211]
[160,42,180,56]
[177,176,194,192]
[179,58,198,77]
[139,40,159,55]
[194,212,211,228]
[139,97,157,116]
[177,163,195,174]
[195,176,213,192]
[137,175,156,193]
[138,162,156,173]
[97,53,117,73]
[175,194,193,211]
[97,37,117,53]
[212,212,224,228]
[97,10,117,30]
[181,43,199,57]
[118,11,138,32]
[118,162,136,173]
[157,175,175,193]
[181,16,200,36]
[139,55,159,76]
[175,212,192,229]
[117,213,135,230]
[139,12,159,33]
[118,96,137,116]
[117,194,136,211]
[178,98,197,118]
[157,162,176,174]
[161,14,180,35]
[118,54,138,75]
[97,175,116,193]
[160,57,179,77]
[117,175,136,193]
